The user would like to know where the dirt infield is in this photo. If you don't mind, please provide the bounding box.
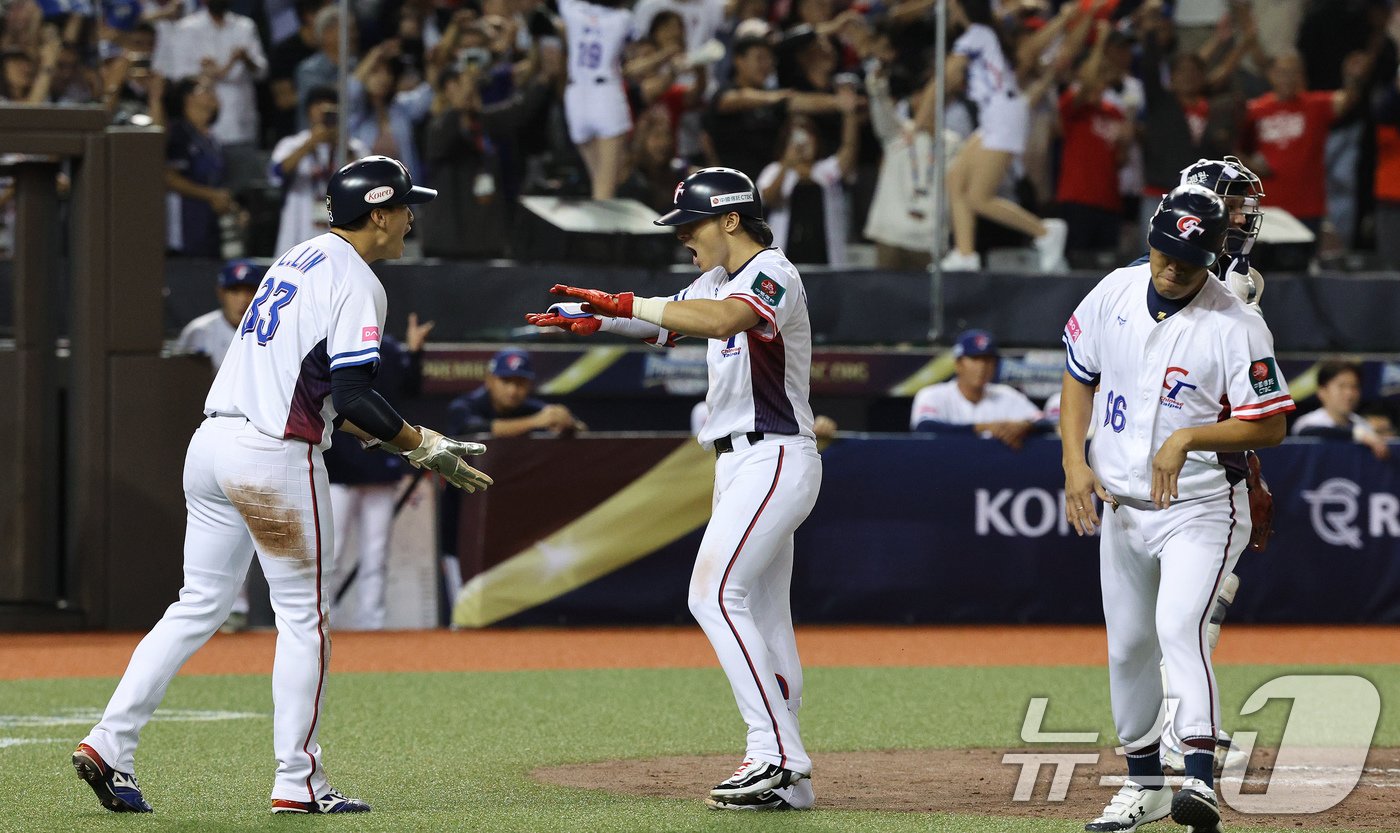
[534,747,1400,829]
[3,625,1398,679]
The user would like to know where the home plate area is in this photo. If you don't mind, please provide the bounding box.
[534,747,1400,829]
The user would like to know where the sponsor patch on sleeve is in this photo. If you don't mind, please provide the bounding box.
[362,326,381,343]
[1248,357,1280,397]
[750,272,785,307]
[1066,314,1082,342]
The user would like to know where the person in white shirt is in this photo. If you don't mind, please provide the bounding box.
[1291,361,1391,460]
[864,69,960,270]
[269,86,369,256]
[173,259,265,373]
[559,0,635,199]
[910,329,1042,449]
[939,0,1067,273]
[527,167,819,812]
[153,0,267,149]
[757,84,860,266]
[73,156,490,816]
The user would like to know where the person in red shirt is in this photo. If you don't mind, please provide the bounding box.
[1055,22,1129,257]
[1244,52,1366,240]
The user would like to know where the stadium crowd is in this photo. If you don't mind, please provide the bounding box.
[2,0,1399,269]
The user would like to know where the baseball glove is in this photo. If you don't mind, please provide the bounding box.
[1245,450,1273,552]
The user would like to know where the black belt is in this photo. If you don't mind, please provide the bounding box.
[570,76,610,85]
[714,432,765,456]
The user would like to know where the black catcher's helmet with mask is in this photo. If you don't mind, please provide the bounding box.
[1178,156,1265,256]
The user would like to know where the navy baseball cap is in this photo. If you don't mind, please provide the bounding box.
[489,349,535,380]
[953,329,998,358]
[218,259,265,289]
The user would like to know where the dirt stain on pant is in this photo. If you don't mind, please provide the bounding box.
[225,483,310,561]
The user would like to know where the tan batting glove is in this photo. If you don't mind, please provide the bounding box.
[403,427,493,492]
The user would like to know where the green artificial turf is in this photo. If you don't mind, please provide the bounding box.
[0,664,1392,832]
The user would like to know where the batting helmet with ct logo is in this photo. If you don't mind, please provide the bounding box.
[1148,183,1229,268]
[325,155,436,228]
[654,167,764,226]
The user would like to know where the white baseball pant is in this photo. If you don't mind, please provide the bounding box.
[328,482,397,631]
[688,436,822,775]
[1100,481,1250,754]
[82,415,336,803]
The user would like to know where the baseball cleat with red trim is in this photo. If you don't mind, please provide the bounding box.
[710,758,807,799]
[72,743,153,813]
[271,788,371,814]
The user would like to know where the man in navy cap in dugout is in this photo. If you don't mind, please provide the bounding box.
[172,259,268,373]
[909,328,1043,449]
[446,349,587,438]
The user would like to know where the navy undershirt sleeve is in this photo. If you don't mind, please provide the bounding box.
[331,363,406,443]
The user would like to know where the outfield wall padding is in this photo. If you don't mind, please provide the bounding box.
[452,436,1400,626]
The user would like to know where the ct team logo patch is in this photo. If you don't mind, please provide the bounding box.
[1176,215,1204,239]
[361,326,380,343]
[1249,357,1281,396]
[751,273,785,307]
[1066,314,1082,342]
[1160,366,1197,409]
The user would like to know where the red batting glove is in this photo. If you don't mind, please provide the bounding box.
[524,310,602,336]
[549,284,635,318]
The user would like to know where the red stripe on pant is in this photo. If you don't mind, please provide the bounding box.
[1196,487,1236,739]
[716,446,787,768]
[301,444,327,801]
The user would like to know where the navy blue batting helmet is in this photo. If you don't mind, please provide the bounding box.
[1148,183,1229,268]
[325,155,436,228]
[654,167,763,226]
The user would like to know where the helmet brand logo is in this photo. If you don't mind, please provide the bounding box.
[1176,215,1204,239]
[365,186,395,204]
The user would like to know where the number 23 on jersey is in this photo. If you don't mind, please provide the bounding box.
[240,280,299,346]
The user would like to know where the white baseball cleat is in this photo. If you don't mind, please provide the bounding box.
[772,776,814,809]
[1084,780,1172,832]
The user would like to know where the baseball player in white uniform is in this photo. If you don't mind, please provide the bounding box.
[173,259,267,373]
[1133,157,1269,774]
[527,167,820,811]
[72,156,492,815]
[559,0,633,199]
[910,329,1043,449]
[1063,184,1294,833]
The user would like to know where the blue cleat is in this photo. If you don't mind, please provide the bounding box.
[72,743,153,813]
[271,788,372,814]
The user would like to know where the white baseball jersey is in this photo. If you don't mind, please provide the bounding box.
[952,23,1019,110]
[670,248,815,448]
[909,381,1041,430]
[205,233,386,450]
[1063,263,1295,502]
[173,308,237,371]
[560,0,632,83]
